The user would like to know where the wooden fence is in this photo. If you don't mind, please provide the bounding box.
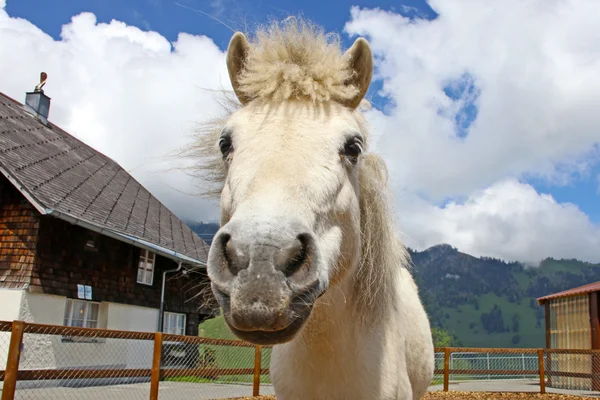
[1,320,599,399]
[435,347,600,394]
[0,320,269,400]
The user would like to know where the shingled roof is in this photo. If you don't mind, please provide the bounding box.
[0,91,209,265]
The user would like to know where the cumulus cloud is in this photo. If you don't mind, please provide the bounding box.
[345,0,600,262]
[396,180,600,264]
[346,0,600,199]
[0,5,230,223]
[1,1,599,263]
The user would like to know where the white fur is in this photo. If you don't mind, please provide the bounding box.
[198,17,435,400]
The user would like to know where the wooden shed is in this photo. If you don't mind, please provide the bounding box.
[538,281,600,391]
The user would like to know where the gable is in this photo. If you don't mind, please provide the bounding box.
[0,92,208,265]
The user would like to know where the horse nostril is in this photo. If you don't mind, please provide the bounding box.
[219,233,238,275]
[284,233,310,277]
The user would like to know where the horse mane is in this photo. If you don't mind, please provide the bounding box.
[235,17,360,104]
[352,114,411,324]
[183,17,410,323]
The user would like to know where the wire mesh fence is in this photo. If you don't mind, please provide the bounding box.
[3,320,600,399]
[158,333,273,399]
[0,320,272,400]
[0,320,12,388]
[546,349,600,393]
[433,347,600,397]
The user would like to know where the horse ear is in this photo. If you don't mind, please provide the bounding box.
[226,32,252,105]
[342,37,374,110]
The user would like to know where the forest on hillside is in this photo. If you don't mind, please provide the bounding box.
[410,244,600,348]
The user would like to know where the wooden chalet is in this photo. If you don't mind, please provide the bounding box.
[0,81,216,349]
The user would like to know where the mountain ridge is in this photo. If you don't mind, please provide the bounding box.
[409,245,600,348]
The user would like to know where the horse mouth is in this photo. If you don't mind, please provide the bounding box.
[212,284,325,345]
[223,315,308,345]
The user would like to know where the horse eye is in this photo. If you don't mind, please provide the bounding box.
[218,136,233,157]
[343,138,363,162]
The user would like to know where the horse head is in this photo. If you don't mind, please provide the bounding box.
[206,19,374,345]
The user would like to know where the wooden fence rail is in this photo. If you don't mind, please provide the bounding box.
[1,320,599,399]
[0,320,271,400]
[434,346,600,394]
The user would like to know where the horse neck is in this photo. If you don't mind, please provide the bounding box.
[296,273,363,349]
[297,241,404,350]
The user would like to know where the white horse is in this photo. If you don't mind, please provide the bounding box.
[200,18,434,400]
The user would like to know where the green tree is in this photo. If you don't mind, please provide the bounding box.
[431,327,454,347]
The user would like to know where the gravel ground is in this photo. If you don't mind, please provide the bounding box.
[423,393,594,399]
[227,393,593,399]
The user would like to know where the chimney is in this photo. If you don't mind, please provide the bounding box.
[24,72,51,125]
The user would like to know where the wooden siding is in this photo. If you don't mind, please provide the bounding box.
[548,294,592,390]
[0,176,214,336]
[0,177,40,288]
[31,216,212,335]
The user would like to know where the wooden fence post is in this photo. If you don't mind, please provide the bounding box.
[149,332,163,400]
[538,348,546,394]
[253,345,262,396]
[443,347,450,392]
[1,320,25,400]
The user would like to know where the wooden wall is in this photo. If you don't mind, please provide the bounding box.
[0,175,214,336]
[0,177,40,289]
[548,294,592,390]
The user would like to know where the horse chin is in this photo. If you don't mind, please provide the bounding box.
[214,286,327,346]
[222,313,309,345]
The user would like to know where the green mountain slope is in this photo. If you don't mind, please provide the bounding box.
[410,244,600,348]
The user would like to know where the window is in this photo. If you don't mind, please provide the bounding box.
[163,312,186,336]
[64,299,99,328]
[137,249,156,285]
[62,299,103,343]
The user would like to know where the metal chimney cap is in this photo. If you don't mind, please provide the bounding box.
[24,72,51,125]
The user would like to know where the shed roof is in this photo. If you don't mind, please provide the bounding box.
[537,281,600,305]
[0,91,209,265]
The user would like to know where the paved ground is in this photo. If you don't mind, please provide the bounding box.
[6,381,275,400]
[3,380,599,399]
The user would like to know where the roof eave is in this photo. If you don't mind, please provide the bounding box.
[0,165,206,266]
[0,165,48,215]
[46,208,207,267]
[537,285,600,305]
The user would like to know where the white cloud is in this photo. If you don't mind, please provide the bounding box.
[1,1,599,263]
[396,180,600,264]
[0,6,231,223]
[345,0,600,199]
[344,0,600,262]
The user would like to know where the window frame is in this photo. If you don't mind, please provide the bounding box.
[163,311,186,336]
[62,298,102,343]
[137,249,156,286]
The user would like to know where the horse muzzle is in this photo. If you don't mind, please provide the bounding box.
[207,218,327,345]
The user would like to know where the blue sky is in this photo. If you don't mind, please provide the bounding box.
[6,0,435,111]
[6,0,436,49]
[2,0,599,262]
[7,0,598,223]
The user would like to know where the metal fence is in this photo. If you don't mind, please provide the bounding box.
[433,347,600,396]
[0,320,272,400]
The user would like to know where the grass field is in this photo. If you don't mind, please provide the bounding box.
[165,316,272,385]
